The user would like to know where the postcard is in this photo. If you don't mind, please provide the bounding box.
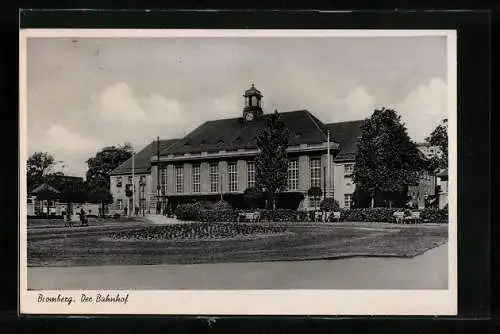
[20,28,457,315]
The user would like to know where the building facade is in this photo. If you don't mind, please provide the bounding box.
[109,139,179,214]
[109,85,367,212]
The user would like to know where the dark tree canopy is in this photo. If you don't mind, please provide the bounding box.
[86,143,133,191]
[48,176,88,203]
[307,186,323,199]
[27,152,58,191]
[320,198,340,212]
[353,108,423,208]
[87,188,113,205]
[426,118,448,169]
[255,110,290,209]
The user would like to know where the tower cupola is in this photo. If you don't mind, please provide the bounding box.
[242,83,263,121]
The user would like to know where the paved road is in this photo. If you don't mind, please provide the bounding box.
[28,243,448,290]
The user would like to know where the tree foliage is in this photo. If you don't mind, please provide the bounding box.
[353,108,423,208]
[86,143,133,191]
[307,186,323,199]
[49,176,88,203]
[27,152,58,191]
[255,110,290,210]
[320,198,340,212]
[425,118,448,169]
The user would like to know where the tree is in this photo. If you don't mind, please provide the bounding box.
[87,188,113,217]
[27,152,58,191]
[426,119,448,169]
[320,198,340,212]
[353,108,424,208]
[255,110,290,210]
[307,186,323,211]
[86,143,133,191]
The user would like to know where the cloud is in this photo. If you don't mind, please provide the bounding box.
[29,78,448,178]
[93,82,189,147]
[37,125,101,176]
[343,87,377,119]
[394,77,448,141]
[44,125,99,153]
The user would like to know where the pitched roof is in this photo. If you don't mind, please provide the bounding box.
[31,183,61,194]
[161,110,329,155]
[110,139,179,175]
[324,120,365,162]
[437,169,448,178]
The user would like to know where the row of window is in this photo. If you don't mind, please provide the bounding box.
[115,161,355,194]
[116,175,147,188]
[116,194,353,210]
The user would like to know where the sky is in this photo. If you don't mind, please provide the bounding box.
[26,35,449,178]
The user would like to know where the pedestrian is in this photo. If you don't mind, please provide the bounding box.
[79,208,85,226]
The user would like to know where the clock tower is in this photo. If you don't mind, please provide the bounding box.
[243,84,263,121]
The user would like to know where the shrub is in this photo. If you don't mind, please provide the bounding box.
[320,198,340,212]
[331,207,449,224]
[421,208,448,224]
[174,203,203,221]
[335,208,399,223]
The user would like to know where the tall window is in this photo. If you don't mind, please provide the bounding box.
[117,199,123,210]
[210,163,219,193]
[128,176,133,184]
[140,175,146,185]
[192,165,201,193]
[288,159,299,190]
[344,194,353,209]
[116,177,122,188]
[344,163,354,177]
[175,166,183,193]
[310,158,321,187]
[247,161,255,188]
[228,162,238,192]
[160,168,167,194]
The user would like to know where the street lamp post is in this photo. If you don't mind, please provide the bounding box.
[323,166,326,201]
[131,150,135,217]
[157,136,161,215]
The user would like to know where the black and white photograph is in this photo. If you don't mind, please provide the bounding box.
[20,29,457,315]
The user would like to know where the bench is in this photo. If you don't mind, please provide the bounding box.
[332,211,341,222]
[393,211,405,224]
[404,211,421,224]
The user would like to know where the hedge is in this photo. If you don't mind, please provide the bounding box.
[174,202,448,224]
[328,208,448,224]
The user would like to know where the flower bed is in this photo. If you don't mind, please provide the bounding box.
[108,222,287,241]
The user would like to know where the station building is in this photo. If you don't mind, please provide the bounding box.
[110,85,370,213]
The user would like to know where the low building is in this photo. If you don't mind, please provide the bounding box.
[416,142,443,160]
[436,169,448,209]
[28,183,62,217]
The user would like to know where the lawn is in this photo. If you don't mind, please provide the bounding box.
[27,220,448,267]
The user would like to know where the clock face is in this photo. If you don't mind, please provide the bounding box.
[245,113,254,121]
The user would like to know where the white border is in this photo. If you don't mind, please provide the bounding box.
[19,29,457,315]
